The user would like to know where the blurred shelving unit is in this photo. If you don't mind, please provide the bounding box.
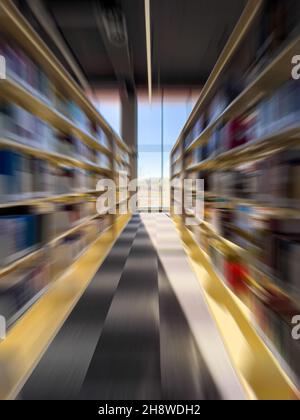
[170,0,300,400]
[0,0,132,328]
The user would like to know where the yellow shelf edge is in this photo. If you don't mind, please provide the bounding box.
[173,216,299,400]
[0,213,131,400]
[0,136,112,175]
[0,78,113,159]
[185,124,300,173]
[171,0,263,154]
[173,32,300,159]
[0,214,101,278]
[0,0,129,152]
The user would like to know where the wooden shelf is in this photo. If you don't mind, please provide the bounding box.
[0,248,43,280]
[205,193,300,219]
[0,78,112,157]
[174,216,299,400]
[48,214,100,246]
[186,36,300,154]
[0,137,112,175]
[171,154,183,166]
[186,124,300,173]
[0,0,129,154]
[192,217,300,313]
[0,214,130,400]
[0,213,103,279]
[0,190,103,210]
[170,169,183,180]
[0,192,127,278]
[171,0,263,155]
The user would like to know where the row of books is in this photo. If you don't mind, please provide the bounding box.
[181,0,300,153]
[187,200,300,383]
[0,29,122,329]
[54,92,110,145]
[48,201,96,238]
[116,145,130,164]
[204,148,300,209]
[0,150,103,200]
[171,147,181,165]
[172,160,182,176]
[204,200,300,300]
[177,0,300,389]
[250,291,300,386]
[0,101,111,168]
[0,214,39,266]
[0,34,51,102]
[0,35,113,151]
[207,235,300,384]
[0,216,109,327]
[183,79,300,166]
[0,200,97,268]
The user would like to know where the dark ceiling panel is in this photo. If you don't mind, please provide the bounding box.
[120,0,147,86]
[42,0,247,88]
[45,0,116,82]
[150,0,247,85]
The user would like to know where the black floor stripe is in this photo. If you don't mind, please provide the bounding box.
[78,221,161,400]
[18,216,140,400]
[158,259,221,400]
[18,214,220,401]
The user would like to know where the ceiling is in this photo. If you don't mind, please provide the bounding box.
[20,0,248,91]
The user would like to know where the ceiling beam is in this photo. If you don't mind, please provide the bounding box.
[93,1,135,96]
[144,0,152,102]
[26,0,90,92]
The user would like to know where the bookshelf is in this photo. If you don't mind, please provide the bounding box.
[171,0,300,397]
[0,213,130,400]
[0,0,131,329]
[174,216,299,400]
[171,0,264,154]
[0,0,129,155]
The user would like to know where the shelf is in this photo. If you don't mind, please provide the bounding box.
[171,154,183,166]
[182,207,300,310]
[115,154,131,168]
[205,193,300,219]
[174,215,299,400]
[170,170,183,180]
[171,0,263,154]
[0,137,112,175]
[48,214,100,246]
[209,232,300,318]
[0,248,43,281]
[0,190,102,210]
[0,0,129,154]
[0,213,131,400]
[185,35,300,154]
[186,156,215,173]
[0,213,103,279]
[186,124,300,173]
[198,218,300,313]
[0,192,127,278]
[0,78,112,157]
[184,211,248,258]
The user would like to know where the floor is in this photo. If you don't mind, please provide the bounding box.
[17,214,243,400]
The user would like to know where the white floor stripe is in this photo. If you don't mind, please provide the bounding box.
[141,213,245,401]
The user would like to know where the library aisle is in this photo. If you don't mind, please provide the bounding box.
[16,214,229,400]
[1,0,300,402]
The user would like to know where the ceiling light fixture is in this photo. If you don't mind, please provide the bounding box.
[144,0,152,102]
[100,1,128,47]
